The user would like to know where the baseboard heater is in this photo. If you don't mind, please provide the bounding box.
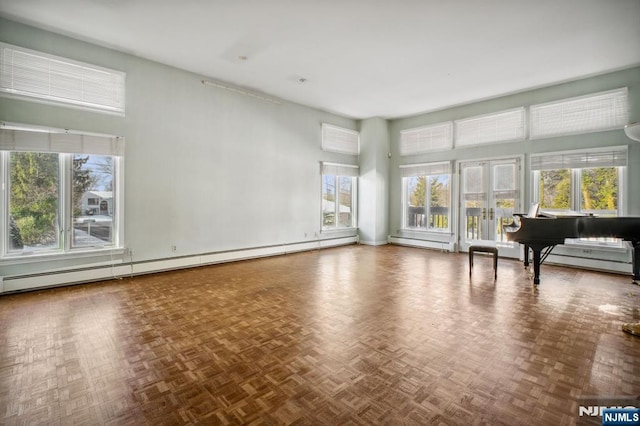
[388,236,455,252]
[1,236,356,294]
[541,252,633,276]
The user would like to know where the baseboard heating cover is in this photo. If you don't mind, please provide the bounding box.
[1,236,356,294]
[388,236,455,252]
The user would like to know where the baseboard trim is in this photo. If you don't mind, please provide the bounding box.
[1,236,357,294]
[358,240,388,246]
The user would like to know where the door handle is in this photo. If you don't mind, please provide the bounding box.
[489,208,494,220]
[482,208,486,220]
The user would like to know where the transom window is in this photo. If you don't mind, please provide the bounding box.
[0,42,126,115]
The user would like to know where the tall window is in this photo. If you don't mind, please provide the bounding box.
[1,125,124,257]
[321,163,358,230]
[531,147,626,245]
[401,162,452,232]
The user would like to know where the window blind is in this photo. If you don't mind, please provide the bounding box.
[321,162,359,177]
[322,123,360,155]
[400,161,451,177]
[0,42,126,115]
[530,147,627,170]
[529,88,628,139]
[455,108,525,147]
[399,122,452,155]
[0,127,124,156]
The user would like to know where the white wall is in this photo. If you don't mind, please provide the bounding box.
[0,18,358,287]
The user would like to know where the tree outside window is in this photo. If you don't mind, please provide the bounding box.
[404,174,450,231]
[6,151,117,254]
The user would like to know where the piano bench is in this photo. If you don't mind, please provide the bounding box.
[469,244,498,279]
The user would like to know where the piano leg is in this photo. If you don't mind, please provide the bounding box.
[532,249,541,285]
[623,241,640,336]
[523,245,530,268]
[632,241,640,283]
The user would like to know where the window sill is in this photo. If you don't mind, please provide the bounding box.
[1,247,126,266]
[400,228,452,235]
[320,228,358,237]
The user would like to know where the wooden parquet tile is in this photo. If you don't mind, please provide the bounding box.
[1,245,639,425]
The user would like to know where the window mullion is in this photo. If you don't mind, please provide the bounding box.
[1,152,7,256]
[60,153,71,251]
[618,167,625,215]
[424,177,431,230]
[572,169,581,213]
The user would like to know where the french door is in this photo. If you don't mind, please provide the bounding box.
[459,158,521,258]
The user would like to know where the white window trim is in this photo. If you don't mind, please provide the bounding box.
[1,124,124,260]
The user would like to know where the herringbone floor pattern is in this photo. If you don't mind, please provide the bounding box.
[1,245,639,425]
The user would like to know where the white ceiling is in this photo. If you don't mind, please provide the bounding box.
[1,0,639,119]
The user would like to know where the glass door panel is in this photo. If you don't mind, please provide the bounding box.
[459,158,521,258]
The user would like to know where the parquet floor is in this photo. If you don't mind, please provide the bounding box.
[1,245,639,425]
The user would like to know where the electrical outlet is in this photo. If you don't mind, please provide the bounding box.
[171,245,177,252]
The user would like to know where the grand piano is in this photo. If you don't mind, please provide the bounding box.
[505,213,640,284]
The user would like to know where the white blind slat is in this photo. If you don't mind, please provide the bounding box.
[455,108,525,147]
[321,162,359,177]
[530,88,628,139]
[400,161,451,177]
[400,122,453,155]
[0,128,124,156]
[322,123,359,155]
[531,148,627,170]
[1,42,125,115]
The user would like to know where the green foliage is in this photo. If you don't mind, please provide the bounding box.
[14,216,52,246]
[581,167,617,211]
[430,176,449,207]
[10,152,59,247]
[540,167,618,212]
[410,176,426,207]
[540,169,571,209]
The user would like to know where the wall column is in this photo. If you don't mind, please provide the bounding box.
[358,117,390,245]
